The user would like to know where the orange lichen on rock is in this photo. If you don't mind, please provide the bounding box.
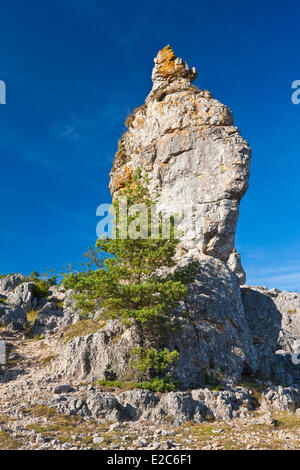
[153,45,197,83]
[155,45,177,78]
[109,164,133,195]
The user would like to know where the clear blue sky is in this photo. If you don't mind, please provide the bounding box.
[0,0,299,291]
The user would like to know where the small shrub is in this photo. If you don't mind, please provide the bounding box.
[28,271,57,299]
[130,347,179,381]
[0,273,14,279]
[97,377,177,393]
[32,279,51,299]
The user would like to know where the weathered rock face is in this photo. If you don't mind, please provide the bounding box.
[50,386,255,425]
[109,45,251,263]
[170,255,257,386]
[242,286,300,355]
[241,286,300,385]
[6,282,35,312]
[52,276,300,389]
[0,303,26,328]
[52,320,139,382]
[53,47,300,389]
[274,291,300,353]
[261,385,300,412]
[0,274,25,295]
[241,287,282,380]
[32,300,80,337]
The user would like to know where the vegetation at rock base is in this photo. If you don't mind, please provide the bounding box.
[63,171,198,385]
[27,271,57,299]
[62,319,106,343]
[130,347,179,380]
[98,377,177,393]
[0,430,21,450]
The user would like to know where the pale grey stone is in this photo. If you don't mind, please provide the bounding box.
[53,384,75,394]
[261,385,300,412]
[0,274,26,295]
[0,303,26,328]
[32,300,79,337]
[93,436,104,444]
[6,282,35,312]
[227,251,246,285]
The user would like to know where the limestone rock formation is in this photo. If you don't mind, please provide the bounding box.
[55,47,253,387]
[53,47,299,390]
[50,386,255,425]
[6,282,36,312]
[109,45,251,263]
[0,274,25,295]
[0,303,26,328]
[32,299,79,337]
[52,256,257,387]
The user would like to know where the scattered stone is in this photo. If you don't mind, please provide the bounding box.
[53,384,75,394]
[93,436,104,445]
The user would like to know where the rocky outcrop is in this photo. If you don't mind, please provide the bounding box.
[0,275,80,333]
[0,274,26,295]
[169,255,257,386]
[54,255,257,387]
[53,269,300,390]
[50,386,255,425]
[109,45,251,263]
[1,48,300,437]
[0,303,26,328]
[32,300,79,337]
[6,282,36,312]
[53,46,257,388]
[0,275,38,312]
[52,320,137,382]
[274,291,300,353]
[261,385,300,412]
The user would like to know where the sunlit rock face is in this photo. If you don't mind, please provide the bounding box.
[109,45,251,263]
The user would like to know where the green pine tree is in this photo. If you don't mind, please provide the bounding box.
[63,171,198,383]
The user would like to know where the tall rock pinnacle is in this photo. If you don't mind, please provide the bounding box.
[109,46,251,264]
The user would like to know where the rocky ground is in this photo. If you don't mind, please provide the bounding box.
[1,327,300,451]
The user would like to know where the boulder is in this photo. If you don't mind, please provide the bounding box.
[261,385,300,412]
[0,303,26,328]
[0,274,26,295]
[6,282,35,312]
[32,301,79,337]
[52,320,138,382]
